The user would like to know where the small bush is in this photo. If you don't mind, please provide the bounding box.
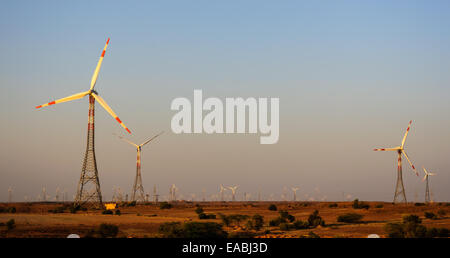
[424,212,438,220]
[198,213,216,219]
[219,213,231,227]
[70,205,81,214]
[6,219,15,230]
[159,222,227,238]
[268,204,277,211]
[308,210,325,228]
[127,201,137,207]
[246,214,264,231]
[98,223,119,238]
[293,220,309,229]
[337,213,364,223]
[437,209,446,217]
[269,217,286,227]
[279,223,295,231]
[159,202,172,209]
[102,210,113,215]
[115,209,121,215]
[279,210,295,222]
[352,199,369,209]
[414,203,425,207]
[195,207,204,214]
[384,214,448,238]
[328,203,338,208]
[375,204,384,208]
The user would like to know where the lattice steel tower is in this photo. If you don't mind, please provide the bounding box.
[115,132,163,203]
[132,146,145,202]
[35,38,132,208]
[393,150,407,203]
[424,174,431,203]
[75,95,103,207]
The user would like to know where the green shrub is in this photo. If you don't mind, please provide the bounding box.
[293,220,309,229]
[98,223,119,238]
[278,210,295,222]
[424,212,438,220]
[307,210,325,228]
[385,214,448,238]
[102,210,113,215]
[328,203,338,208]
[115,209,121,215]
[352,199,369,209]
[403,214,421,224]
[337,213,364,223]
[246,214,264,231]
[269,217,286,227]
[385,223,404,238]
[159,222,227,238]
[414,203,425,207]
[219,213,231,227]
[268,204,277,211]
[375,204,384,208]
[158,222,184,237]
[6,219,15,230]
[279,223,295,231]
[198,213,216,219]
[70,205,81,214]
[159,202,172,209]
[127,201,137,207]
[195,207,204,214]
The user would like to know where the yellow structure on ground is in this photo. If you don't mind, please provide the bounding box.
[105,203,117,210]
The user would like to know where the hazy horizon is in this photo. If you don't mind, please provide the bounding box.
[1,1,450,202]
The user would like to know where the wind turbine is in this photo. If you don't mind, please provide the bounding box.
[8,187,12,203]
[228,186,238,201]
[422,167,436,204]
[115,132,163,203]
[219,185,227,202]
[35,38,131,207]
[291,187,299,201]
[374,120,418,203]
[171,184,178,201]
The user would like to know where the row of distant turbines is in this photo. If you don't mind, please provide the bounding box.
[5,185,330,203]
[374,120,436,203]
[31,39,438,207]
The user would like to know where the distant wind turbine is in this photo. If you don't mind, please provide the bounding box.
[374,120,419,203]
[228,186,238,201]
[291,187,299,201]
[115,131,164,202]
[422,167,436,203]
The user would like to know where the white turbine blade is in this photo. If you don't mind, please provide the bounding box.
[90,38,110,90]
[422,174,427,182]
[35,91,89,109]
[114,133,138,148]
[140,131,164,147]
[423,167,429,175]
[373,147,401,151]
[401,120,412,148]
[91,92,131,134]
[402,151,418,176]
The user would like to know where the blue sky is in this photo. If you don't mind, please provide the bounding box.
[1,1,450,202]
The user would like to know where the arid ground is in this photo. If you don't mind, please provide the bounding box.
[0,201,449,238]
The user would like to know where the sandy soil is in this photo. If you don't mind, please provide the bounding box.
[0,201,448,238]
